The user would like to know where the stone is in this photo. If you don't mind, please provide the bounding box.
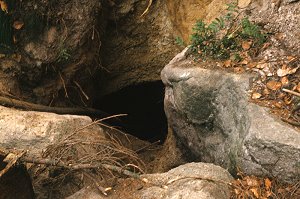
[66,162,232,199]
[0,105,105,155]
[66,187,104,199]
[141,162,233,199]
[162,49,300,183]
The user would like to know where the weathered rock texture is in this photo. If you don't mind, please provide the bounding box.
[97,0,234,97]
[0,0,102,105]
[162,50,300,183]
[67,162,233,199]
[141,162,233,199]
[0,105,104,155]
[250,0,300,55]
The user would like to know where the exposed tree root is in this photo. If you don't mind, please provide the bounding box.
[0,95,110,117]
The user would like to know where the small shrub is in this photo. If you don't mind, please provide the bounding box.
[57,48,71,63]
[175,36,185,47]
[189,2,267,61]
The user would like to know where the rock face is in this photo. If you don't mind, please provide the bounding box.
[0,0,102,105]
[0,106,104,155]
[162,49,300,183]
[67,162,233,199]
[97,0,232,97]
[141,162,233,199]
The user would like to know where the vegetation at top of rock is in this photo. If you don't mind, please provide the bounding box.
[175,36,185,47]
[188,2,267,61]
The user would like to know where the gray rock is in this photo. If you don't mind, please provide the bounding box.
[162,49,300,183]
[66,162,232,199]
[66,187,104,199]
[141,162,233,199]
[0,106,105,155]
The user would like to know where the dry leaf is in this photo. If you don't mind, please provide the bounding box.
[277,92,286,99]
[240,59,249,65]
[234,188,241,195]
[252,92,262,99]
[277,188,285,194]
[224,59,231,68]
[287,56,296,62]
[265,190,272,197]
[275,33,285,40]
[242,40,252,50]
[13,21,24,30]
[277,66,299,77]
[256,63,269,69]
[263,88,270,95]
[234,67,245,73]
[11,54,22,62]
[0,54,5,58]
[250,188,260,198]
[280,76,289,86]
[263,66,273,77]
[284,95,292,105]
[296,82,300,93]
[13,35,17,44]
[261,42,271,50]
[0,0,8,13]
[274,102,282,108]
[245,176,260,187]
[265,178,272,190]
[247,62,256,68]
[266,80,282,91]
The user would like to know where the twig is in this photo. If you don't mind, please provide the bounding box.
[62,114,127,141]
[282,88,300,98]
[83,173,112,196]
[135,140,161,153]
[20,156,141,178]
[140,0,153,17]
[281,118,300,126]
[0,95,110,117]
[59,72,69,98]
[73,80,89,100]
[0,151,26,178]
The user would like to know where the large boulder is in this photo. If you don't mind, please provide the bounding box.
[162,49,300,183]
[67,162,233,199]
[0,105,104,155]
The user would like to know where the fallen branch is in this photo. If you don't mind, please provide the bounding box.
[0,151,26,178]
[281,118,300,127]
[282,88,300,98]
[0,95,110,117]
[20,156,140,178]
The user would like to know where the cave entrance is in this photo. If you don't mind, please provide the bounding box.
[95,81,168,143]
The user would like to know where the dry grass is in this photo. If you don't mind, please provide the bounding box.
[31,117,145,197]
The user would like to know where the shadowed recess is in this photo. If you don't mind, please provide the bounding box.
[95,81,167,143]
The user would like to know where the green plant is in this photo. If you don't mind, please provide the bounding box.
[241,17,266,45]
[57,48,71,62]
[175,36,185,47]
[189,2,267,61]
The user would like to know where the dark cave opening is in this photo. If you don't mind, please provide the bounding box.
[95,81,168,143]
